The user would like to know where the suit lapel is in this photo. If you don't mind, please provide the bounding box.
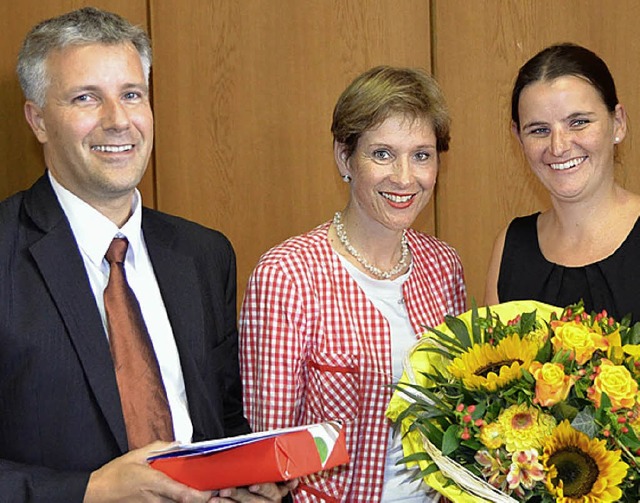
[24,176,128,452]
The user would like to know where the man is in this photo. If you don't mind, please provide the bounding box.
[0,7,289,502]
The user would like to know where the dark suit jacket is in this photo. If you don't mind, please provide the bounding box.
[0,175,251,502]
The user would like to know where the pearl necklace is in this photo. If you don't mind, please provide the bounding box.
[333,211,410,280]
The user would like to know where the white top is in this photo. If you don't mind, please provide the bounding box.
[338,256,440,502]
[49,171,193,442]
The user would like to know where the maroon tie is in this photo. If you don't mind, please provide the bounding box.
[104,237,174,449]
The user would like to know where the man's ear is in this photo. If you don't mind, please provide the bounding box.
[24,101,48,144]
[334,141,351,178]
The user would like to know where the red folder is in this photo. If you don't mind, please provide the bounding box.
[148,421,349,490]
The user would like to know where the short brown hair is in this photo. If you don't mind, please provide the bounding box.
[331,66,450,157]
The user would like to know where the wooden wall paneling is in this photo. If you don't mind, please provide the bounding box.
[0,0,154,203]
[433,0,640,304]
[150,0,432,304]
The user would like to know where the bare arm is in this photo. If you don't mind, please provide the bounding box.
[483,226,508,307]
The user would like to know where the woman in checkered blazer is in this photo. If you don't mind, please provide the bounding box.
[240,66,467,502]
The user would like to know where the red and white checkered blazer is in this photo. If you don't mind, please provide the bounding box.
[239,222,466,502]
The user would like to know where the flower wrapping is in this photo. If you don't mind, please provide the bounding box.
[386,300,640,502]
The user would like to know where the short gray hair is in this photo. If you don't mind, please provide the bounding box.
[17,6,152,107]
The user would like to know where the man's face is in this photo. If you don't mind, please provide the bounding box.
[25,42,153,213]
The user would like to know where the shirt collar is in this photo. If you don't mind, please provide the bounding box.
[48,170,144,269]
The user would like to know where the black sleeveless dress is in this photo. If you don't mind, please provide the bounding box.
[498,213,640,323]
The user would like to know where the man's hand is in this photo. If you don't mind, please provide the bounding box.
[209,479,298,502]
[84,441,215,502]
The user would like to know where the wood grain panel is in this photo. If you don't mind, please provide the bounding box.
[433,0,640,304]
[150,0,432,303]
[0,0,154,203]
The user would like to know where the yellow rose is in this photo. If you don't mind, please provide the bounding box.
[550,320,608,365]
[530,361,577,407]
[589,359,638,410]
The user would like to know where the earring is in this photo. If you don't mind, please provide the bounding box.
[342,174,352,183]
[615,137,621,143]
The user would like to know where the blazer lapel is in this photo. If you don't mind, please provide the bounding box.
[24,176,128,452]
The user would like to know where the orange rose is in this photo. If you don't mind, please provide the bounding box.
[550,320,608,365]
[529,361,577,407]
[589,359,638,410]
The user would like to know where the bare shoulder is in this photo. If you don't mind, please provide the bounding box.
[489,225,509,257]
[484,225,509,306]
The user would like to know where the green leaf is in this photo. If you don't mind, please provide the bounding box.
[419,463,440,476]
[399,452,433,464]
[553,400,580,422]
[415,462,441,482]
[414,421,444,448]
[470,401,486,419]
[461,438,483,451]
[444,315,472,349]
[536,337,552,363]
[416,343,460,359]
[595,393,612,423]
[423,326,466,353]
[571,409,597,438]
[521,368,535,384]
[470,299,482,345]
[518,310,535,330]
[441,424,461,456]
[625,322,640,345]
[620,429,640,451]
[394,382,454,412]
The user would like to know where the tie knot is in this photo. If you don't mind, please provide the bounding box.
[106,238,129,264]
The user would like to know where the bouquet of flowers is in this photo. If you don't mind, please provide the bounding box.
[386,300,640,502]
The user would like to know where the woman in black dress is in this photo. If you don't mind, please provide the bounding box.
[484,43,640,322]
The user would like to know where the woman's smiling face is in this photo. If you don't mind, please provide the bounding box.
[336,113,439,234]
[515,75,625,203]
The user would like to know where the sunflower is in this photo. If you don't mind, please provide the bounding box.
[447,334,540,392]
[542,421,628,502]
[498,403,556,452]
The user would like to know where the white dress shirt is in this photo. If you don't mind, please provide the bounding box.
[48,171,193,442]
